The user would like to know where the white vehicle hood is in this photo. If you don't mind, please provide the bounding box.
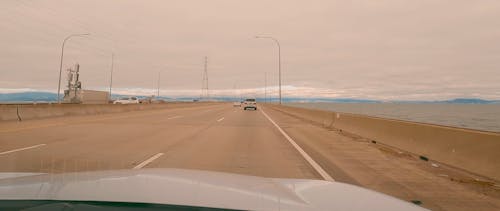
[0,168,426,210]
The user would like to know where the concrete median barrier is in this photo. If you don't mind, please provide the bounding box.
[0,102,216,122]
[265,104,500,181]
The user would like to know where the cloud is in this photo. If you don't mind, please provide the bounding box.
[1,0,499,100]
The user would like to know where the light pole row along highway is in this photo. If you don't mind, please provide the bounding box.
[57,34,283,104]
[256,36,282,105]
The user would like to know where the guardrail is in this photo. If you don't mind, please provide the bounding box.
[266,104,500,182]
[0,102,215,122]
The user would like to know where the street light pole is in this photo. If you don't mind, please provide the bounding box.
[157,71,161,98]
[109,53,114,102]
[264,72,267,103]
[57,33,90,103]
[255,36,281,104]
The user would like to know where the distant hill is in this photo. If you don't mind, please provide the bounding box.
[440,98,498,104]
[1,92,499,104]
[386,98,500,104]
[280,97,381,103]
[0,92,57,102]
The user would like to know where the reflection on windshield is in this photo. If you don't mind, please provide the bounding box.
[0,200,239,211]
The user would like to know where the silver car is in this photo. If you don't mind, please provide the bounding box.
[113,96,139,104]
[243,98,257,110]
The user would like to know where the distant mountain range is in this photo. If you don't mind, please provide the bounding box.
[0,91,499,104]
[391,98,500,104]
[0,92,57,102]
[440,98,498,104]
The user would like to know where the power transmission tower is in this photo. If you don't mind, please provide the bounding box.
[201,56,209,101]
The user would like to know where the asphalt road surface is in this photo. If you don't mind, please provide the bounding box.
[1,103,499,210]
[0,104,318,179]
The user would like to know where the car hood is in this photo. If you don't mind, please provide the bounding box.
[0,168,426,211]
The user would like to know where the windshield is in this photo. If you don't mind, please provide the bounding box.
[1,1,499,211]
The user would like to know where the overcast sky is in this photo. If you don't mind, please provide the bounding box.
[1,0,499,100]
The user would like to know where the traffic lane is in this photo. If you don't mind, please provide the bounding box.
[149,105,320,179]
[0,103,224,152]
[149,105,231,126]
[261,105,500,211]
[0,104,231,172]
[0,104,234,173]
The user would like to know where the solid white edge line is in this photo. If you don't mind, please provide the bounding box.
[217,117,225,122]
[167,115,182,120]
[0,144,46,155]
[260,109,335,182]
[133,153,164,169]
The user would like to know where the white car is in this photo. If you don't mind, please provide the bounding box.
[0,169,427,211]
[113,96,139,104]
[243,98,257,110]
[233,101,241,107]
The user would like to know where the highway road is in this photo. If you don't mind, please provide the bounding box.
[1,103,499,210]
[0,104,318,179]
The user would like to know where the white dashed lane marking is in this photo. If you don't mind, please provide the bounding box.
[0,144,46,156]
[133,153,164,169]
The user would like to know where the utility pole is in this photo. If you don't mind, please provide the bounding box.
[109,53,114,102]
